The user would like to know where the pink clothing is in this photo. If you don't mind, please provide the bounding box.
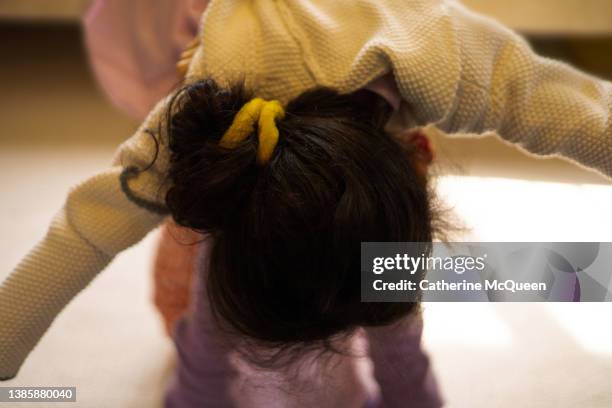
[83,0,401,121]
[83,1,442,407]
[152,221,200,337]
[84,0,209,119]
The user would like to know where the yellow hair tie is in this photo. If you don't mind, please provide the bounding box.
[219,98,285,165]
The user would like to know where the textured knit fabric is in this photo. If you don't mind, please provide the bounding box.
[84,1,441,405]
[2,0,612,382]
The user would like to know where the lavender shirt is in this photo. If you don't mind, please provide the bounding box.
[163,241,442,408]
[83,1,442,406]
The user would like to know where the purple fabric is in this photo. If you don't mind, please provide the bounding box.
[366,321,444,408]
[165,256,237,407]
[165,242,443,408]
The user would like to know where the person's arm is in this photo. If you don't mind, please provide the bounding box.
[365,316,443,408]
[164,241,238,407]
[398,1,612,179]
[0,98,171,380]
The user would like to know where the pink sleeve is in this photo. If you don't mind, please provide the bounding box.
[366,317,443,408]
[82,0,209,120]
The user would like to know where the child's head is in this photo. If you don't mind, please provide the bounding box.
[164,79,436,357]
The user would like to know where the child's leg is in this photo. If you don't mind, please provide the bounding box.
[152,219,202,336]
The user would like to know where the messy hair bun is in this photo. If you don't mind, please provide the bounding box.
[164,79,434,364]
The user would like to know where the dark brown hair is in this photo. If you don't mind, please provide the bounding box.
[163,78,436,364]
